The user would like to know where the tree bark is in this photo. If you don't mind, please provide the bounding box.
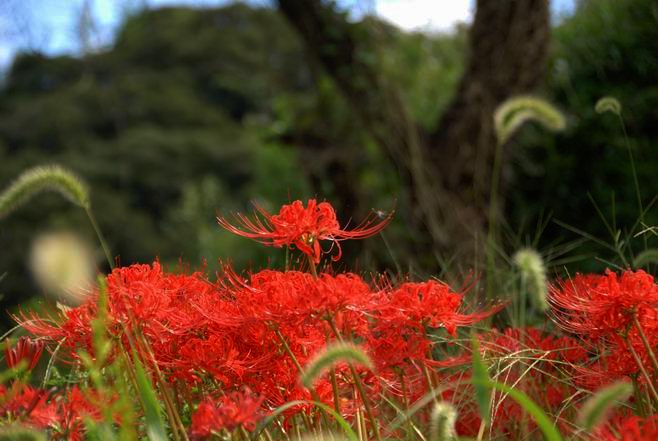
[277,0,550,266]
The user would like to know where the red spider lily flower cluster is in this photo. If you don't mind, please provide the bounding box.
[4,336,45,370]
[13,199,658,440]
[190,387,265,438]
[11,201,501,438]
[594,413,658,441]
[0,384,106,440]
[549,269,658,337]
[217,199,391,263]
[17,262,498,426]
[549,270,658,391]
[446,327,589,437]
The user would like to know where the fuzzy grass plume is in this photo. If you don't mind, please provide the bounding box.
[494,95,566,145]
[513,248,549,312]
[595,96,622,115]
[578,380,633,431]
[0,165,89,219]
[430,402,457,441]
[301,342,373,388]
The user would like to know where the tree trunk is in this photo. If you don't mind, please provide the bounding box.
[277,0,550,267]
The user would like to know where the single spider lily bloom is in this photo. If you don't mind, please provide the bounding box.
[379,280,503,336]
[4,336,45,370]
[190,387,265,438]
[217,199,392,263]
[548,269,658,338]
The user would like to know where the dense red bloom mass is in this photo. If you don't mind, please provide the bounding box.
[190,388,265,438]
[217,199,391,263]
[0,385,104,440]
[4,336,44,370]
[379,280,502,335]
[549,269,658,337]
[594,414,658,441]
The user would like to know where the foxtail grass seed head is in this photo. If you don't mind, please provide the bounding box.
[578,380,633,431]
[0,165,89,219]
[430,402,457,441]
[595,96,622,116]
[301,342,373,388]
[494,95,566,145]
[513,248,548,312]
[30,231,95,305]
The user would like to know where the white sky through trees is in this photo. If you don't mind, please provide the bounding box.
[0,0,575,70]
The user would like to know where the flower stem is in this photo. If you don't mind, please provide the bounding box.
[634,314,658,378]
[307,254,318,278]
[626,337,658,405]
[85,207,114,269]
[273,328,304,375]
[326,316,382,441]
[399,370,414,441]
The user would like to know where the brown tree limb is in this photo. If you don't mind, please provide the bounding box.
[277,0,550,264]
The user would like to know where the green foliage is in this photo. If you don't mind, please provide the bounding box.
[485,381,564,441]
[507,0,658,273]
[132,349,167,441]
[0,4,314,320]
[471,337,491,424]
[256,400,359,441]
[0,426,46,441]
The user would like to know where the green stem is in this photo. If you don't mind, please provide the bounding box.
[330,367,342,416]
[486,140,505,300]
[626,336,658,405]
[274,328,305,375]
[326,316,382,441]
[85,206,114,269]
[307,254,318,278]
[399,371,414,441]
[634,314,658,380]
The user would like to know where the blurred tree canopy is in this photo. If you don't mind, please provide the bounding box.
[0,0,657,324]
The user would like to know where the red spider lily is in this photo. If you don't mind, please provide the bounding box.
[378,280,503,335]
[549,269,658,338]
[0,385,104,440]
[190,387,265,438]
[594,413,658,441]
[4,336,45,370]
[217,199,392,263]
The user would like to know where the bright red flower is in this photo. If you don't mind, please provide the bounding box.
[217,199,391,263]
[190,388,265,438]
[594,413,658,441]
[549,269,658,338]
[4,337,45,370]
[379,280,501,335]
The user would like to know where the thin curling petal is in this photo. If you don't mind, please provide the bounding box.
[5,337,45,370]
[548,269,658,338]
[217,199,392,263]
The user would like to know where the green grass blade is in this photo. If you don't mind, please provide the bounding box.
[252,400,358,441]
[633,249,658,268]
[131,350,167,441]
[473,380,564,441]
[471,337,491,424]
